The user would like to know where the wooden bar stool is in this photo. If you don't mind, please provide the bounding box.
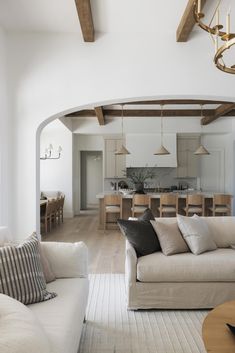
[131,194,151,217]
[104,194,122,230]
[208,194,232,216]
[158,193,178,217]
[183,194,205,216]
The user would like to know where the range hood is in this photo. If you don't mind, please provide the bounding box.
[125,134,177,168]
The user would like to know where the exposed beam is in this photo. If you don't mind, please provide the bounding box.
[66,109,216,118]
[201,104,235,125]
[122,99,233,105]
[74,0,94,42]
[94,106,105,125]
[176,0,207,42]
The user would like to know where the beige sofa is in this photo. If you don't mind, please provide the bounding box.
[0,227,89,353]
[126,216,235,310]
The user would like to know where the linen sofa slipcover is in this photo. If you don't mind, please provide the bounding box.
[0,227,89,353]
[126,217,235,310]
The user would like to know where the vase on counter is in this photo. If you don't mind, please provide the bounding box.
[134,182,145,194]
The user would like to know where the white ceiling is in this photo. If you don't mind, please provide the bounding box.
[0,0,198,34]
[0,0,234,34]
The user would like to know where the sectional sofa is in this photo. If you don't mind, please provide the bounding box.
[126,216,235,310]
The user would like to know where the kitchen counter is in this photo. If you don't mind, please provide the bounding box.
[96,191,226,199]
[97,191,232,229]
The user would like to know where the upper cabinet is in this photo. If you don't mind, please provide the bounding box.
[125,134,177,168]
[104,139,126,178]
[177,136,200,178]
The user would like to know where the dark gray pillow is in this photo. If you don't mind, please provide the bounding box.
[118,219,161,257]
[138,208,155,221]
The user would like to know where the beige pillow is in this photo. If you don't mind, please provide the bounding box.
[177,214,217,255]
[39,243,56,283]
[150,220,189,256]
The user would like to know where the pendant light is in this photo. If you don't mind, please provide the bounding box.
[115,104,130,155]
[194,105,210,155]
[154,104,170,155]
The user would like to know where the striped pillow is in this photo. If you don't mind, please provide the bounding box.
[0,233,57,304]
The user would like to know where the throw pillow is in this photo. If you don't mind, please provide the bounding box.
[177,214,217,255]
[0,294,52,353]
[150,220,189,255]
[0,234,57,304]
[138,208,155,221]
[118,219,161,257]
[39,242,56,283]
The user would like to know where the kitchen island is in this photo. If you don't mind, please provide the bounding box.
[96,191,232,229]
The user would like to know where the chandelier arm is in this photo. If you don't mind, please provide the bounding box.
[214,37,235,74]
[194,1,235,39]
[209,0,222,27]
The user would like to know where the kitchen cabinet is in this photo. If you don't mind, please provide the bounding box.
[125,134,177,168]
[105,139,126,178]
[177,136,200,178]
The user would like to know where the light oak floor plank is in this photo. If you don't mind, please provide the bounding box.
[42,209,125,274]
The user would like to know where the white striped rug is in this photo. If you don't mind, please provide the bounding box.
[79,274,208,353]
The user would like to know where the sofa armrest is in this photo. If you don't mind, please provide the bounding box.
[125,240,137,284]
[40,241,88,279]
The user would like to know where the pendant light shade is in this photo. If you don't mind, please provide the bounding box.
[194,145,210,155]
[154,144,170,155]
[115,145,130,155]
[154,104,170,155]
[115,104,130,155]
[194,105,210,156]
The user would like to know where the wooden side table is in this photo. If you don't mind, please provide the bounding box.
[202,300,235,353]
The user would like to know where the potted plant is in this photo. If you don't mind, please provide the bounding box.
[125,168,155,193]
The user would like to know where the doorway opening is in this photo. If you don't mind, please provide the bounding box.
[80,151,103,210]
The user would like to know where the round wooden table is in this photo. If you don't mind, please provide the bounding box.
[202,301,235,353]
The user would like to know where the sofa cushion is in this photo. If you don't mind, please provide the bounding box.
[177,214,217,255]
[40,241,88,278]
[29,278,89,353]
[0,227,12,246]
[137,248,235,282]
[0,234,57,304]
[154,216,235,248]
[0,294,52,353]
[150,220,189,255]
[118,219,161,257]
[138,208,155,221]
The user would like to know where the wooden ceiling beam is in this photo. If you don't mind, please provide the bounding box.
[74,0,94,42]
[176,0,207,42]
[66,109,215,118]
[201,104,235,125]
[121,99,233,105]
[94,106,105,125]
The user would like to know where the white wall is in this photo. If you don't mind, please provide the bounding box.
[200,134,233,194]
[4,31,235,237]
[0,27,12,230]
[40,119,73,218]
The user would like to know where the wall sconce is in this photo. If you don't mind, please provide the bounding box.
[40,144,62,160]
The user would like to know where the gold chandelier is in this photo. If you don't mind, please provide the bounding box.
[194,0,235,74]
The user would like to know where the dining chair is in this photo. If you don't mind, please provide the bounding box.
[131,194,151,217]
[208,194,232,216]
[104,194,122,230]
[183,194,205,216]
[40,200,54,234]
[158,193,178,217]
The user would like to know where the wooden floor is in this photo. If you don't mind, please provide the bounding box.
[42,209,125,274]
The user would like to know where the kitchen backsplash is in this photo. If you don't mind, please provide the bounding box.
[104,167,198,191]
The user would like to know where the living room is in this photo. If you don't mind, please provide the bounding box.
[1,1,235,353]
